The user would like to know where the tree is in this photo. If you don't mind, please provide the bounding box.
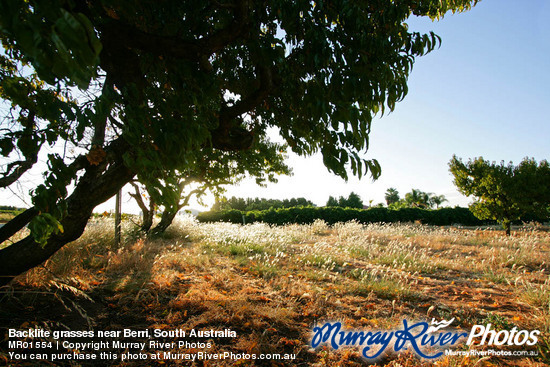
[211,196,313,211]
[404,189,431,209]
[346,192,364,209]
[142,139,290,234]
[337,196,348,208]
[326,196,338,207]
[429,194,448,209]
[129,182,157,232]
[449,156,550,235]
[0,0,479,285]
[332,192,364,208]
[384,188,400,206]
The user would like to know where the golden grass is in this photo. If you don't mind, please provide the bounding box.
[2,217,549,366]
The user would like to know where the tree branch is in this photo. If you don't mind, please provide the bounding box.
[129,182,149,215]
[0,136,135,285]
[222,65,274,121]
[178,187,207,210]
[91,76,116,147]
[0,156,38,188]
[97,0,251,66]
[211,65,273,150]
[0,207,38,244]
[0,112,39,188]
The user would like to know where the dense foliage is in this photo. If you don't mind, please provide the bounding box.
[326,192,364,208]
[384,188,400,206]
[0,0,479,283]
[450,156,550,235]
[212,196,314,212]
[388,189,447,209]
[197,206,493,226]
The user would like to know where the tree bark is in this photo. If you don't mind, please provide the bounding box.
[0,142,134,286]
[150,209,178,235]
[148,185,204,235]
[0,208,38,243]
[504,221,511,236]
[142,200,155,233]
[129,182,155,232]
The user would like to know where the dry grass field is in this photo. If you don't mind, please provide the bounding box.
[1,218,549,366]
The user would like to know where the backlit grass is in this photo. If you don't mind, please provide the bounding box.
[2,217,549,366]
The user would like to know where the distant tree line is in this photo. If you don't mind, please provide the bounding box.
[0,206,25,212]
[205,168,550,234]
[383,188,448,209]
[214,189,449,213]
[212,196,314,212]
[326,192,364,208]
[326,189,448,210]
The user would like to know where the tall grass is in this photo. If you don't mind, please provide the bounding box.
[5,217,549,366]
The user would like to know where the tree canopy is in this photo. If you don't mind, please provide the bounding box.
[384,188,400,206]
[0,0,479,284]
[326,196,339,207]
[325,192,363,208]
[340,192,364,209]
[212,196,314,212]
[449,156,550,235]
[404,188,431,209]
[387,189,446,210]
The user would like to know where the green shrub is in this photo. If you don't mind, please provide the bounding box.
[197,206,496,226]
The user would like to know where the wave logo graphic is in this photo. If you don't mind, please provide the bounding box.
[427,318,455,333]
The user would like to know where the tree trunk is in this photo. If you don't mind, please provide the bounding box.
[148,182,200,235]
[0,144,134,286]
[503,220,511,236]
[114,190,122,246]
[129,182,156,232]
[141,200,155,233]
[150,208,178,235]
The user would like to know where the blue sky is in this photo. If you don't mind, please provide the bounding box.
[221,0,550,208]
[2,0,549,212]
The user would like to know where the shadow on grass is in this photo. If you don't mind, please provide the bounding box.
[0,223,305,366]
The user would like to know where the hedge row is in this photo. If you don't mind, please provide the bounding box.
[197,206,495,226]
